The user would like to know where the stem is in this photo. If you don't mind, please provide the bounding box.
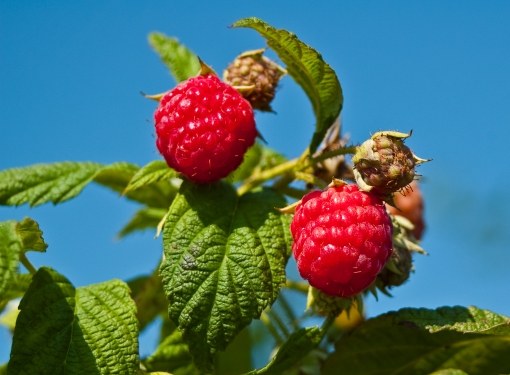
[278,293,300,331]
[237,157,301,195]
[319,314,336,343]
[268,309,290,339]
[308,145,357,166]
[285,279,309,294]
[20,253,37,275]
[260,310,285,345]
[237,145,357,196]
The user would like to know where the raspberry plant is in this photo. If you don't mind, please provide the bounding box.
[0,17,509,375]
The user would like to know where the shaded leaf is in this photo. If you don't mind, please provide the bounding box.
[322,306,510,375]
[124,160,178,194]
[227,143,287,183]
[160,181,291,371]
[143,330,200,375]
[128,272,168,331]
[232,17,342,153]
[149,32,200,83]
[0,218,45,310]
[8,267,139,374]
[94,162,175,208]
[249,327,323,375]
[216,327,252,375]
[118,207,167,238]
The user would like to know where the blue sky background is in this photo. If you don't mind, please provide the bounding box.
[1,0,510,364]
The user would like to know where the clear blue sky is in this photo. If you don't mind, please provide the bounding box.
[1,0,510,363]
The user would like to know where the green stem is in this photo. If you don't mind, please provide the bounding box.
[260,311,285,345]
[237,157,301,195]
[307,145,357,167]
[319,314,336,343]
[237,145,357,195]
[278,293,300,331]
[268,309,290,339]
[20,253,37,275]
[285,279,309,294]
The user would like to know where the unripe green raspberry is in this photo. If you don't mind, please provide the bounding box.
[352,131,427,196]
[223,49,285,111]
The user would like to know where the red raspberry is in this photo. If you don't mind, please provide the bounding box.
[290,184,393,297]
[154,74,257,183]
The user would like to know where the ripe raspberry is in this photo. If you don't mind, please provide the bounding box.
[290,183,393,297]
[155,74,257,183]
[223,49,285,111]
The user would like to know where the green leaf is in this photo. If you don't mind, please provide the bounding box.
[118,207,167,238]
[143,330,200,375]
[0,274,32,314]
[0,300,19,332]
[0,161,174,208]
[249,327,323,375]
[160,181,291,371]
[15,217,48,252]
[149,32,201,83]
[128,272,168,331]
[124,160,178,194]
[232,17,343,153]
[216,327,252,375]
[227,143,287,183]
[0,218,45,309]
[322,306,510,375]
[0,162,103,207]
[94,162,175,208]
[428,370,469,375]
[8,267,139,374]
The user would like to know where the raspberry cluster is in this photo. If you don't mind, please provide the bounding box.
[290,183,393,297]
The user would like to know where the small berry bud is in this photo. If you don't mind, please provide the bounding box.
[352,131,428,196]
[223,49,286,112]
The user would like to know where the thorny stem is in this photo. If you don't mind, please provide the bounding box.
[237,145,357,195]
[20,253,37,275]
